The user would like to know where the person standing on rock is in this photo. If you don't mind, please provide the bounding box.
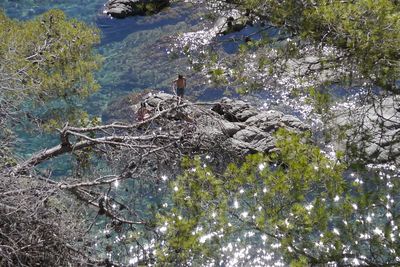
[173,74,186,104]
[136,102,150,121]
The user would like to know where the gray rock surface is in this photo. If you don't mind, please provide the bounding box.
[104,0,169,18]
[129,93,310,155]
[211,10,253,36]
[334,95,400,164]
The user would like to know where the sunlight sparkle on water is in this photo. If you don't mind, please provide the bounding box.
[258,163,265,171]
[159,222,168,233]
[332,228,340,235]
[373,227,384,237]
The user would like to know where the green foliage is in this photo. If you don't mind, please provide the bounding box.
[191,1,400,97]
[158,129,400,265]
[0,9,101,128]
[301,0,400,90]
[208,68,227,84]
[306,86,332,114]
[240,0,400,91]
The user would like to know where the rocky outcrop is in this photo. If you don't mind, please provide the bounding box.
[334,95,400,165]
[104,0,170,18]
[122,93,310,156]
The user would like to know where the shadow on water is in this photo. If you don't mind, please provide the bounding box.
[98,15,180,45]
[97,3,199,45]
[218,24,279,54]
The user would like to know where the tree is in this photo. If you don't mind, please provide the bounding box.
[0,9,101,130]
[0,173,94,266]
[2,61,226,266]
[159,129,400,266]
[156,2,400,265]
[0,9,229,266]
[0,10,103,266]
[2,2,400,266]
[185,0,400,93]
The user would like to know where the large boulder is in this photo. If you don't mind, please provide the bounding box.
[104,0,170,18]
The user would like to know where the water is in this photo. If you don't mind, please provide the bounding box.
[1,0,210,156]
[0,1,267,157]
[1,4,274,265]
[1,3,241,263]
[4,2,398,266]
[1,0,201,98]
[1,0,104,22]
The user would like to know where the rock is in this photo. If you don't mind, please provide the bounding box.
[211,98,258,122]
[103,89,156,123]
[144,92,175,109]
[233,127,264,142]
[111,92,310,156]
[232,127,275,153]
[212,14,251,35]
[104,0,170,18]
[333,95,400,164]
[219,121,242,137]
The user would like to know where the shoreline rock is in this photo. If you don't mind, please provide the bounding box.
[334,95,400,165]
[106,92,310,156]
[104,0,170,18]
